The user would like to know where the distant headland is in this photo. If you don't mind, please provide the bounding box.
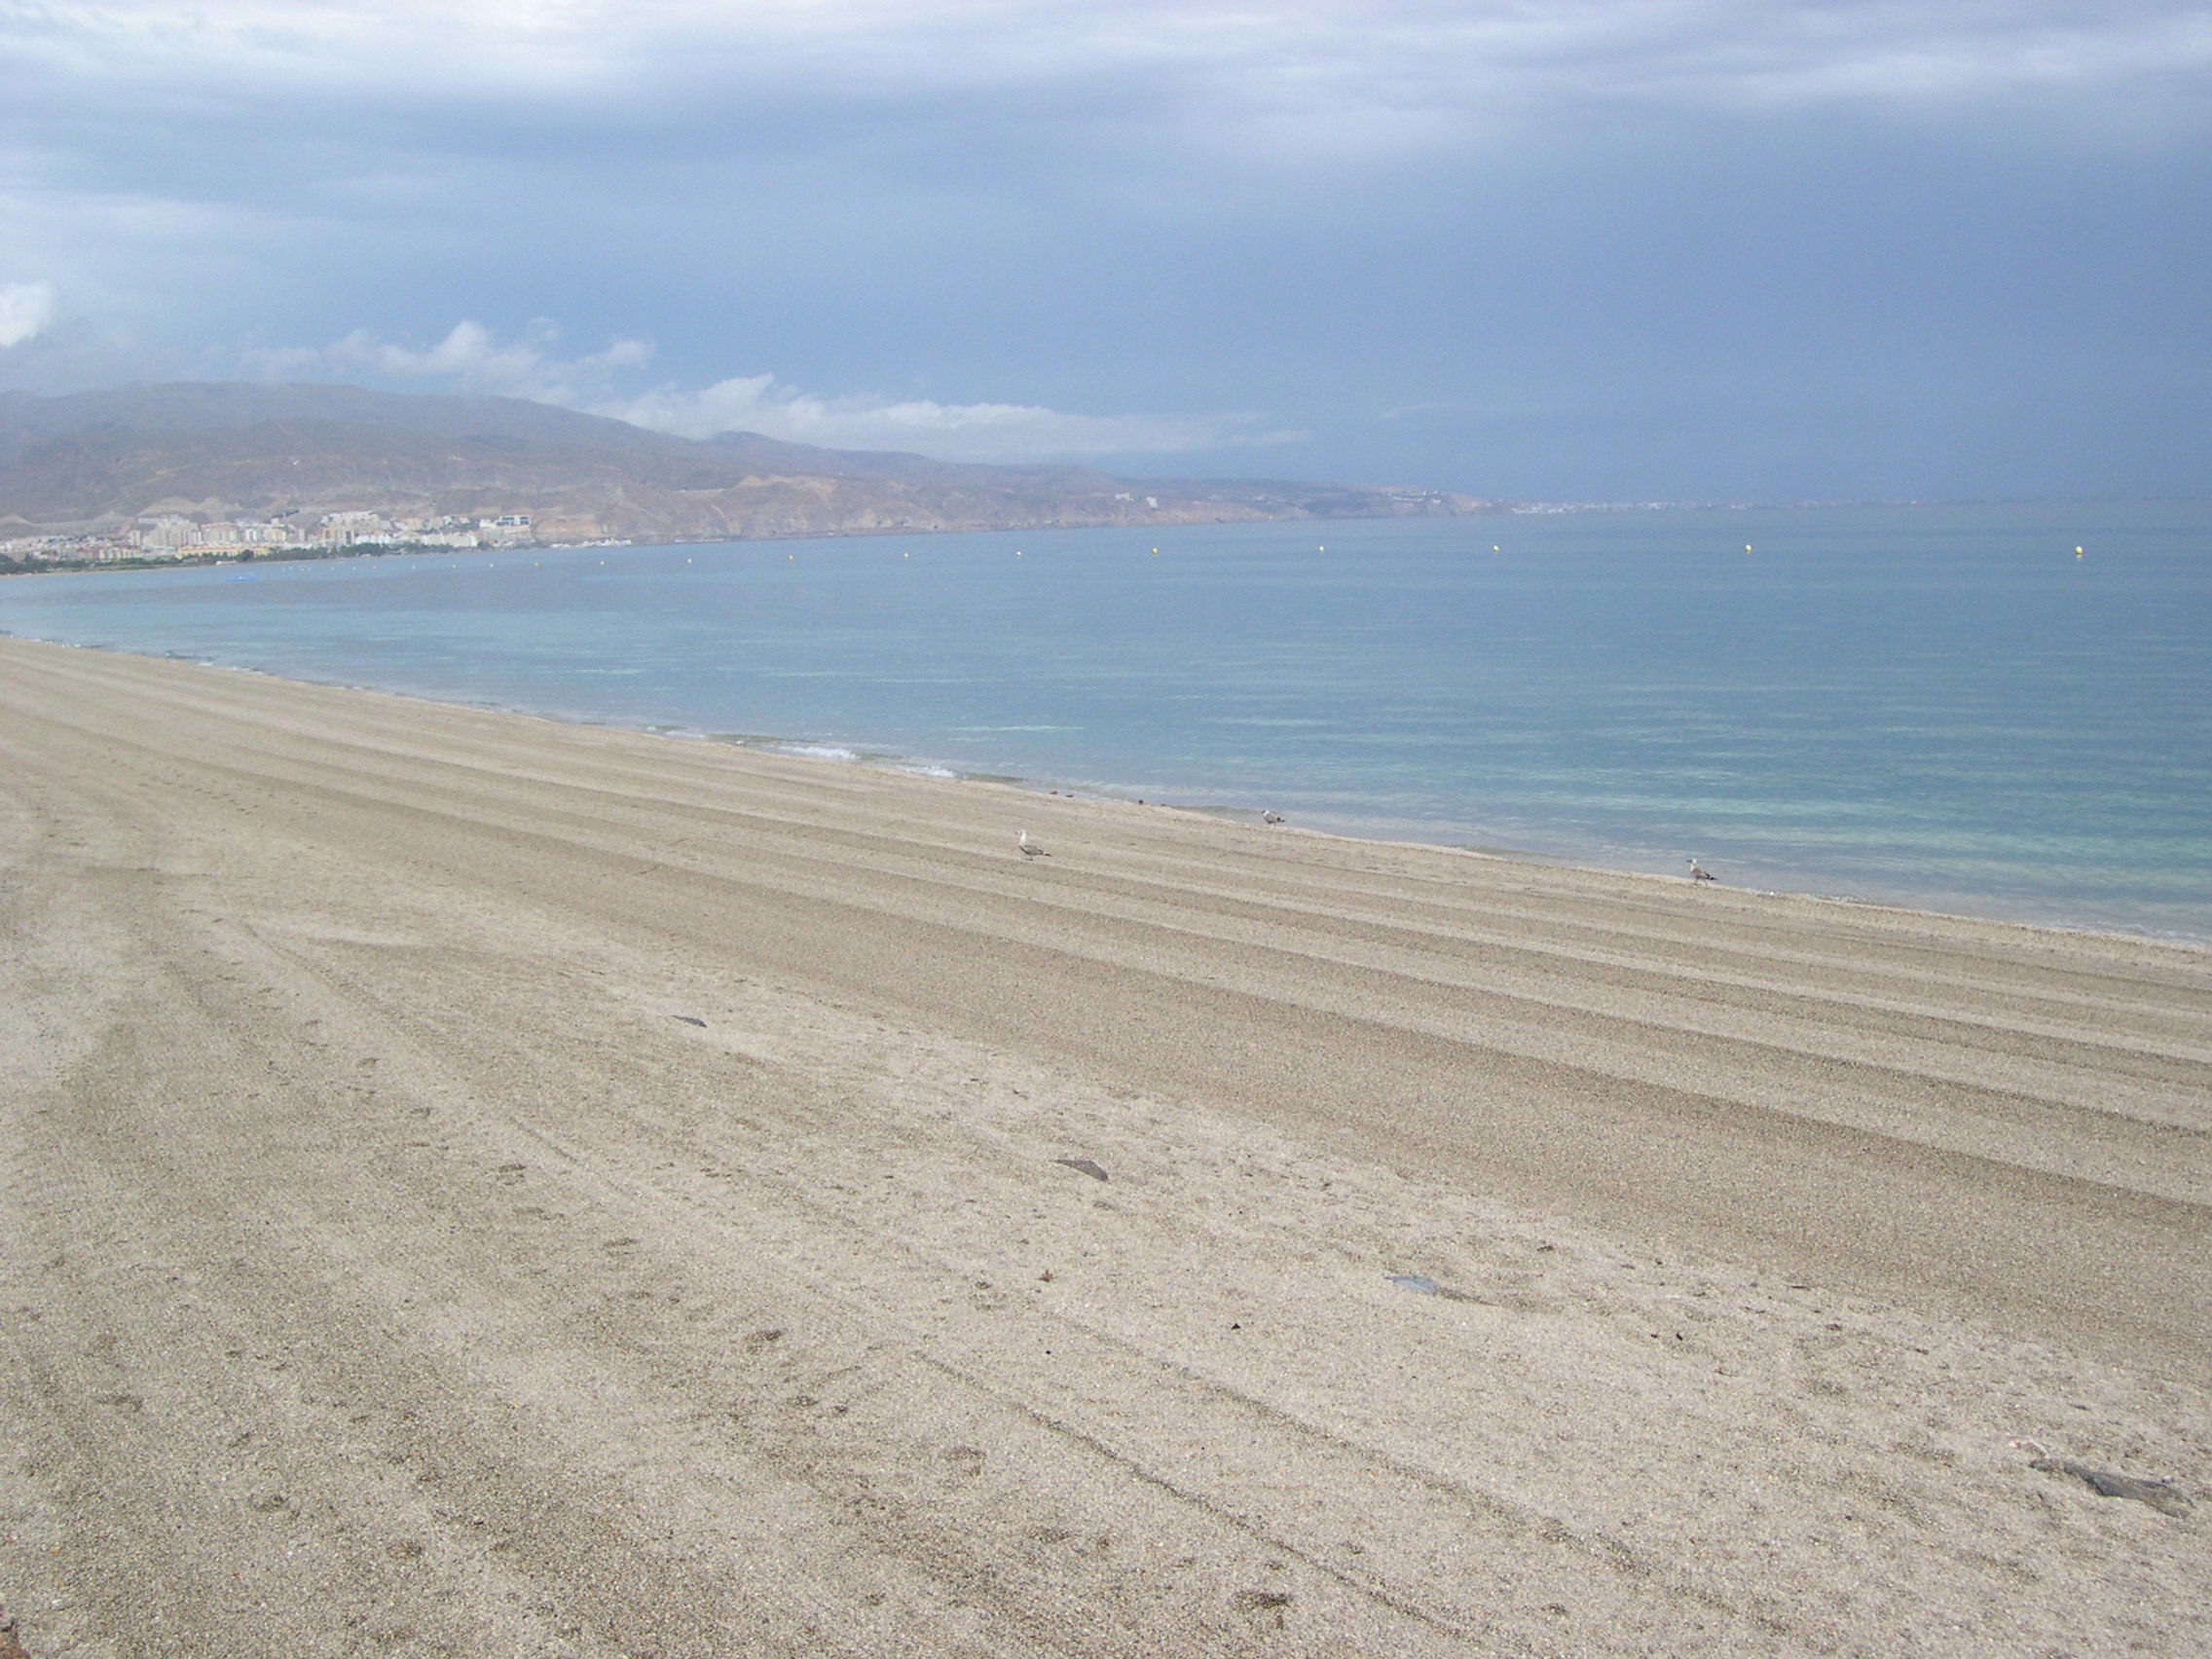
[0,383,1498,570]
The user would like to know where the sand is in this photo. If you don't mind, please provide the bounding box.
[0,635,2206,1658]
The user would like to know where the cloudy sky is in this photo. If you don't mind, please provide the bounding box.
[4,1,2209,497]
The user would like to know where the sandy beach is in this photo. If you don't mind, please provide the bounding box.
[1,633,2206,1657]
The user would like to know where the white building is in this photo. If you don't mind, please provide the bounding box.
[136,515,197,549]
[317,511,393,546]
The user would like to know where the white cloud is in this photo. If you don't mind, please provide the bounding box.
[251,319,1279,461]
[12,4,2208,391]
[335,319,653,397]
[15,4,2211,135]
[602,373,1275,461]
[0,281,59,348]
[246,319,653,403]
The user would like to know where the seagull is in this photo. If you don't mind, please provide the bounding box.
[1687,858,1716,883]
[1262,811,1284,825]
[1018,830,1051,858]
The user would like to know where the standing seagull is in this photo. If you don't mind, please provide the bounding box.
[1018,830,1051,858]
[1687,858,1716,883]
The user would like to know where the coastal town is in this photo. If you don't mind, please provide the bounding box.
[1,382,1496,569]
[0,509,569,569]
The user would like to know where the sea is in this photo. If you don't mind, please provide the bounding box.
[4,501,2207,941]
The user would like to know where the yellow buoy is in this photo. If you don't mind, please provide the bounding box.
[2076,546,2084,558]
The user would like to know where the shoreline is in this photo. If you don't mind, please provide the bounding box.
[3,634,2208,1653]
[18,627,2206,952]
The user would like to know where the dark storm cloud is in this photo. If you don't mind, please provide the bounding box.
[3,3,2208,490]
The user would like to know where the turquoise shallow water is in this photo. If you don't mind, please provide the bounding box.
[4,501,2207,940]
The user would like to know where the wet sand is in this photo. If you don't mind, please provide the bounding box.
[1,635,2206,1657]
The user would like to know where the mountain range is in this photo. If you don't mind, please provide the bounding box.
[0,384,1493,543]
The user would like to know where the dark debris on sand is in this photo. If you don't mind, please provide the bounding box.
[2032,1458,2194,1517]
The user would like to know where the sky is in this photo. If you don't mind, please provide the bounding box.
[3,1,2209,498]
